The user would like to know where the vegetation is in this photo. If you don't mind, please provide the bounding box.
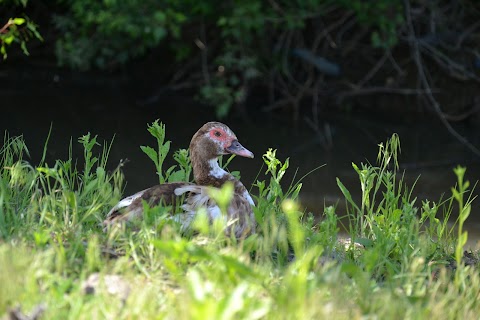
[1,122,479,319]
[3,1,480,123]
[47,0,411,116]
[0,0,42,59]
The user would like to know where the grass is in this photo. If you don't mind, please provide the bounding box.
[1,122,479,319]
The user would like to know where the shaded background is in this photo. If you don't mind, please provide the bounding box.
[2,1,480,245]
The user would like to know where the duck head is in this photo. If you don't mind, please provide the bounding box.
[190,122,253,185]
[190,122,253,160]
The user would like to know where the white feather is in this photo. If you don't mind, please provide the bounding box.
[170,206,226,233]
[208,158,227,178]
[208,206,223,220]
[174,185,206,196]
[107,188,147,217]
[173,184,228,227]
[170,212,196,230]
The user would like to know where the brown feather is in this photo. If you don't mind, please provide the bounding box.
[104,182,191,223]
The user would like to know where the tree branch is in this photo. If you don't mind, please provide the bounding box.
[403,0,480,157]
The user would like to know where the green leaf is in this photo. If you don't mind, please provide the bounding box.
[460,232,468,246]
[153,11,167,23]
[453,165,466,178]
[140,145,158,164]
[336,178,361,213]
[27,23,43,41]
[340,262,363,277]
[33,231,50,247]
[164,165,177,178]
[168,169,185,182]
[13,18,26,25]
[460,204,471,223]
[96,167,105,179]
[354,237,374,248]
[218,16,228,26]
[208,182,234,213]
[160,141,171,157]
[451,188,460,200]
[1,44,6,59]
[20,41,29,55]
[352,162,360,174]
[4,36,14,45]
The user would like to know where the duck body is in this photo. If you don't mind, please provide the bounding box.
[104,122,255,238]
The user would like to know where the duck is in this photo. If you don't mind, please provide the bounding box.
[103,121,256,238]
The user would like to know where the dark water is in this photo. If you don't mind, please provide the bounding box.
[2,66,480,247]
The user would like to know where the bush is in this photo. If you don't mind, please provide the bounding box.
[48,0,410,114]
[53,0,187,70]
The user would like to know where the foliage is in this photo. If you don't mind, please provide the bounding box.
[451,166,476,286]
[338,0,404,48]
[0,0,42,59]
[52,0,187,70]
[14,0,410,115]
[0,131,124,238]
[0,125,479,319]
[3,0,480,130]
[140,119,191,184]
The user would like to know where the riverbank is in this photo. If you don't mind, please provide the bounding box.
[1,126,479,319]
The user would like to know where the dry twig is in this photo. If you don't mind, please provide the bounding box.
[403,0,480,157]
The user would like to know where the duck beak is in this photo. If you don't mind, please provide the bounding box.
[225,140,254,158]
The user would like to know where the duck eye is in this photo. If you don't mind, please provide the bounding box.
[214,131,221,137]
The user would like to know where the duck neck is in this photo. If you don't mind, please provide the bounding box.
[193,157,238,188]
[206,158,230,180]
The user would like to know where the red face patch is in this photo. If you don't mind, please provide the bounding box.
[209,128,230,144]
[210,128,228,141]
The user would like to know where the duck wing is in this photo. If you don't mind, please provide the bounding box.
[174,185,256,237]
[104,182,192,225]
[104,183,255,237]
